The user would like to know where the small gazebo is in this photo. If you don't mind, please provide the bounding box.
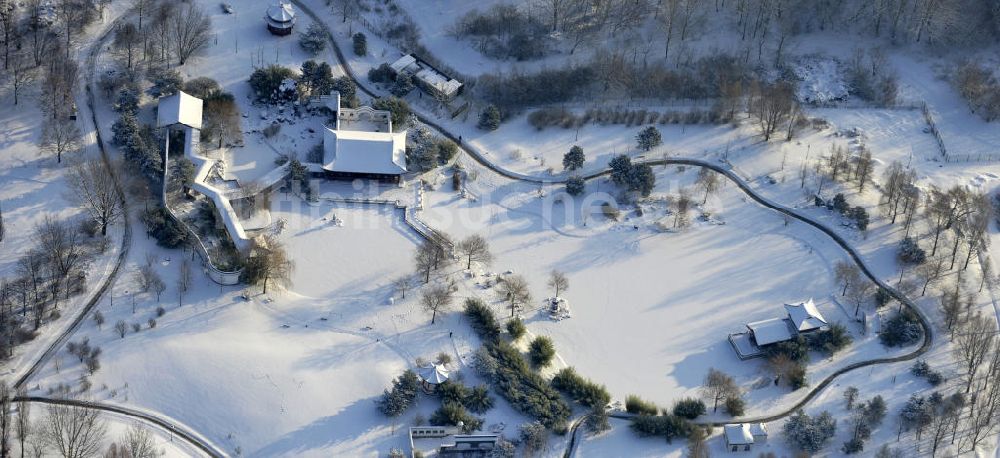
[265,1,296,36]
[417,363,450,390]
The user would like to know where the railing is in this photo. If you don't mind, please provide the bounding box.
[162,128,244,286]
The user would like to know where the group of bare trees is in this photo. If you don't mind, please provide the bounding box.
[0,384,160,458]
[0,216,105,356]
[113,0,210,69]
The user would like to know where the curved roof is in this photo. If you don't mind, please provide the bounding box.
[784,299,827,332]
[418,364,450,385]
[266,2,295,22]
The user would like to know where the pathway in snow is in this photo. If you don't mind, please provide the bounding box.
[295,7,936,451]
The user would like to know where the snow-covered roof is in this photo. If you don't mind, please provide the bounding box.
[749,422,768,438]
[724,424,754,445]
[746,318,795,346]
[156,91,203,130]
[784,299,827,332]
[266,1,295,23]
[414,68,463,98]
[390,55,418,74]
[418,364,450,385]
[322,127,407,175]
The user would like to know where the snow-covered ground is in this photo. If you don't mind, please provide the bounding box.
[6,0,1000,456]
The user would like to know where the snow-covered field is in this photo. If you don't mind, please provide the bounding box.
[6,0,1000,456]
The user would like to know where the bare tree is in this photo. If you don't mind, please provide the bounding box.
[701,368,739,413]
[916,256,947,296]
[244,235,294,294]
[203,93,242,149]
[420,284,454,325]
[66,159,123,236]
[24,0,58,67]
[56,0,97,61]
[834,261,860,296]
[34,216,83,304]
[747,80,794,141]
[547,270,569,297]
[39,55,79,120]
[41,404,107,458]
[963,350,1000,451]
[673,189,692,228]
[176,259,192,306]
[0,381,10,458]
[116,423,157,458]
[497,274,532,317]
[393,276,411,299]
[695,168,720,204]
[40,118,81,164]
[112,22,141,69]
[115,320,127,338]
[0,0,18,70]
[7,49,36,106]
[170,3,211,65]
[954,314,997,393]
[414,243,436,284]
[15,387,29,458]
[846,279,874,318]
[457,235,492,270]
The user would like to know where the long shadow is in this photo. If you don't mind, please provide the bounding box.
[252,397,401,457]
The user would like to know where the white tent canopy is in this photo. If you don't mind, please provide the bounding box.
[418,364,450,385]
[784,299,827,332]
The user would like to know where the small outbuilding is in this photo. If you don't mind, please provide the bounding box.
[724,424,754,452]
[265,1,296,36]
[389,54,463,100]
[723,423,768,452]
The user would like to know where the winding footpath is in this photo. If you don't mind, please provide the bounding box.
[10,9,227,458]
[293,2,934,454]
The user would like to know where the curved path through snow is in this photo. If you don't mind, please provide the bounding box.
[291,3,934,454]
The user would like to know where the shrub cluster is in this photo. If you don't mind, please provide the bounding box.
[477,53,746,114]
[453,5,549,61]
[248,65,297,103]
[528,107,729,131]
[474,341,571,429]
[629,414,692,443]
[140,206,188,249]
[807,323,853,354]
[377,369,420,417]
[505,317,526,339]
[671,398,706,420]
[625,394,658,416]
[608,155,655,197]
[437,380,495,414]
[430,402,483,433]
[528,335,556,367]
[550,367,611,409]
[898,237,926,265]
[464,298,501,342]
[879,310,924,347]
[954,61,1000,122]
[910,360,945,386]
